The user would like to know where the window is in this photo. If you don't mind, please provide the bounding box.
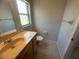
[16,0,31,27]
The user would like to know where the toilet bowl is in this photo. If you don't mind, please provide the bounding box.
[36,35,43,45]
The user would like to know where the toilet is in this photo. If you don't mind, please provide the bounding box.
[36,35,44,45]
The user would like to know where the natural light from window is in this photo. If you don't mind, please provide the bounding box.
[16,0,30,26]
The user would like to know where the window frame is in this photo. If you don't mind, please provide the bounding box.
[17,0,32,27]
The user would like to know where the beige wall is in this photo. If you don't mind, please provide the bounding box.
[7,0,22,31]
[0,0,15,33]
[32,0,66,41]
[0,0,12,19]
[63,0,79,22]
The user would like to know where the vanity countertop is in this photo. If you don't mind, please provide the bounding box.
[0,31,37,59]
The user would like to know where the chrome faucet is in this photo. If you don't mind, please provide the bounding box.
[0,33,12,45]
[3,39,12,45]
[0,31,18,45]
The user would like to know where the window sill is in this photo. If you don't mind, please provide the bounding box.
[22,24,32,28]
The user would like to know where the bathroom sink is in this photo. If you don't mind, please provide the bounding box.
[0,38,23,52]
[0,31,37,59]
[0,37,26,59]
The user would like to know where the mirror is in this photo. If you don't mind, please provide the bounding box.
[0,0,16,43]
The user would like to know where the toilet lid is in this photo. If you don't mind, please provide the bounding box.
[36,36,43,41]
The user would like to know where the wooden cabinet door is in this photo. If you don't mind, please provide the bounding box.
[32,36,37,56]
[23,42,33,59]
[16,42,33,59]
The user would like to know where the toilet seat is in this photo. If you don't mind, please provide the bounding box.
[36,35,43,41]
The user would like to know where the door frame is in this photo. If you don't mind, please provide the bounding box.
[64,26,79,59]
[63,17,79,59]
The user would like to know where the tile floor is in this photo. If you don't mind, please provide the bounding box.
[35,39,60,59]
[70,47,79,59]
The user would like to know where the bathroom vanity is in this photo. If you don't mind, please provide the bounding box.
[0,31,37,59]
